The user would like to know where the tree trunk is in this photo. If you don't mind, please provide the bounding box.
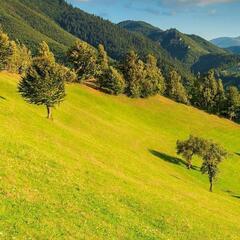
[46,106,52,119]
[209,178,213,192]
[187,161,192,170]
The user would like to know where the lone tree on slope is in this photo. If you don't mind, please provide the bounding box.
[200,141,227,192]
[18,42,66,119]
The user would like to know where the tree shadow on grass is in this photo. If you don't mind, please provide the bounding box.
[0,96,6,100]
[235,152,240,157]
[149,149,198,170]
[224,190,240,200]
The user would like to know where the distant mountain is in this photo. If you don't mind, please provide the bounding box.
[211,37,240,48]
[119,20,227,66]
[227,46,240,54]
[0,0,193,80]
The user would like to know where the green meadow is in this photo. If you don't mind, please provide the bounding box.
[0,72,240,239]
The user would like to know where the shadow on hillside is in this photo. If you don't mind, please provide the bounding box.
[232,195,240,199]
[149,149,198,170]
[235,152,240,157]
[224,190,240,200]
[0,96,6,100]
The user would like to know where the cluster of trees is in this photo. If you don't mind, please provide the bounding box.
[191,70,240,121]
[1,27,240,123]
[0,28,32,74]
[177,135,227,192]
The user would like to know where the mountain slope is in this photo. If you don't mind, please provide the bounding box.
[227,46,240,54]
[119,20,227,66]
[0,0,193,80]
[211,36,240,48]
[1,72,240,239]
[0,0,77,58]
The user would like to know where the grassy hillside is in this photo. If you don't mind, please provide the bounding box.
[0,0,77,58]
[1,72,240,239]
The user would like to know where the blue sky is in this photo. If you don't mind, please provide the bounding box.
[68,0,240,40]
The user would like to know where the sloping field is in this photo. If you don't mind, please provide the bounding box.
[0,72,240,239]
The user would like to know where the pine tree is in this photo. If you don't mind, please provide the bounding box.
[166,70,189,104]
[67,40,97,82]
[123,51,145,98]
[18,42,66,119]
[224,86,240,121]
[0,29,12,70]
[141,54,165,98]
[98,66,125,95]
[197,70,218,112]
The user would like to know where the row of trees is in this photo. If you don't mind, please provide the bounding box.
[1,28,240,122]
[177,135,227,192]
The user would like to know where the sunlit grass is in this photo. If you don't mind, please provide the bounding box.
[0,72,240,239]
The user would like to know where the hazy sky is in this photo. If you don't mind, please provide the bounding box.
[68,0,240,40]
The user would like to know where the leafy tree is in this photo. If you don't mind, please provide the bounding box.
[166,70,189,104]
[224,86,240,121]
[67,40,97,82]
[141,54,165,98]
[98,66,125,95]
[123,51,145,98]
[176,135,204,169]
[200,141,227,192]
[18,42,66,119]
[0,29,12,70]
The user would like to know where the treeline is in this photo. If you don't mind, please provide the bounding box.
[0,28,240,122]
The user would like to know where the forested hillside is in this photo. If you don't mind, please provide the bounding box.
[0,0,77,59]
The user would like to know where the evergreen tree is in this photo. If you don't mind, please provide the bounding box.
[197,70,218,112]
[166,70,189,104]
[141,54,165,98]
[98,66,125,95]
[18,42,66,119]
[224,86,240,121]
[214,79,225,115]
[123,51,145,98]
[0,29,12,70]
[200,141,227,192]
[67,40,97,82]
[97,44,109,72]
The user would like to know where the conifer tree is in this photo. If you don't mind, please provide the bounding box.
[67,40,97,82]
[141,54,165,98]
[166,70,189,104]
[197,70,218,112]
[98,66,125,95]
[18,42,66,119]
[224,86,240,121]
[123,51,145,98]
[0,29,12,70]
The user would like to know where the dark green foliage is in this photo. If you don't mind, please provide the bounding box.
[141,54,165,98]
[98,66,125,95]
[67,40,97,82]
[200,141,227,192]
[166,70,189,104]
[123,51,145,98]
[224,86,240,121]
[18,42,66,119]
